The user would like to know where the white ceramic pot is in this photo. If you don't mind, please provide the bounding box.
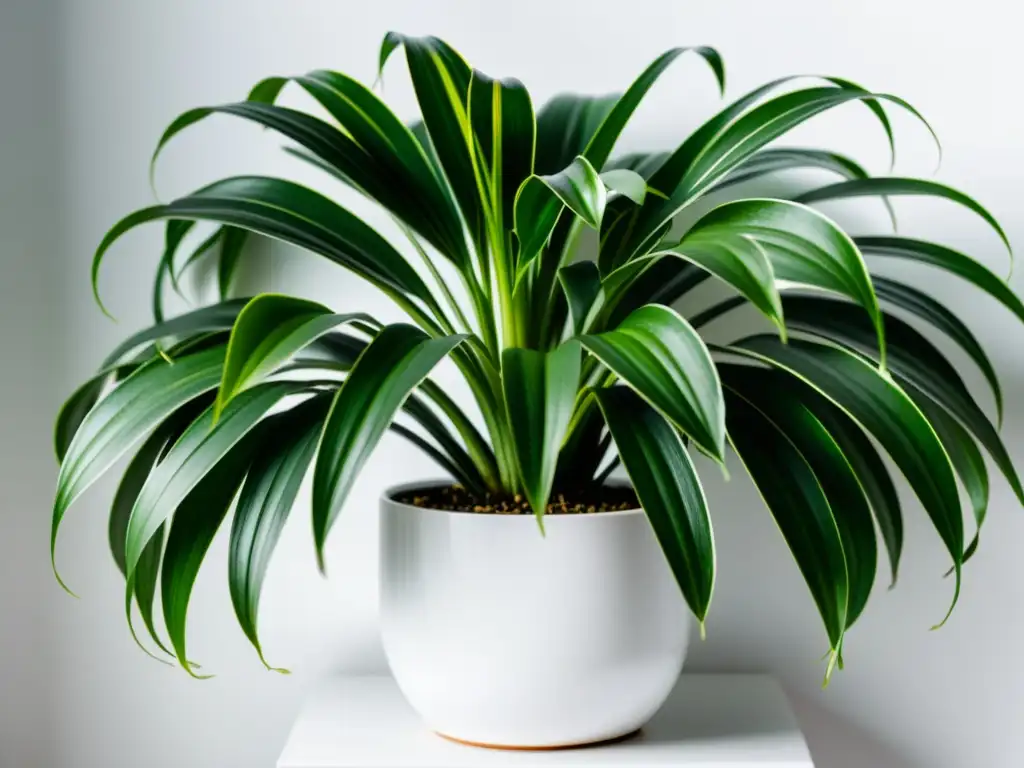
[379,481,690,750]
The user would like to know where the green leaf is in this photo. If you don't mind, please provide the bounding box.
[601,257,709,331]
[658,233,784,338]
[312,325,467,569]
[583,46,725,171]
[600,169,648,205]
[580,304,725,461]
[161,424,258,674]
[218,227,248,299]
[101,299,248,369]
[110,431,174,659]
[605,151,670,179]
[125,382,304,581]
[604,82,929,265]
[724,385,848,673]
[109,394,217,659]
[295,69,471,267]
[379,33,486,253]
[230,393,331,670]
[558,261,604,336]
[711,147,873,192]
[535,93,618,175]
[469,70,536,226]
[595,386,715,625]
[856,236,1024,326]
[724,336,963,626]
[722,367,876,629]
[512,176,562,271]
[162,97,467,270]
[173,227,223,284]
[796,178,1011,267]
[784,385,904,588]
[534,155,607,229]
[873,276,1003,424]
[513,156,615,276]
[907,386,988,565]
[779,295,1023,508]
[55,374,110,463]
[707,147,898,230]
[52,346,228,588]
[501,342,581,526]
[686,198,884,363]
[217,293,374,419]
[92,176,433,316]
[153,220,195,322]
[150,76,286,188]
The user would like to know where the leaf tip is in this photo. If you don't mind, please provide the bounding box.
[53,566,79,599]
[930,563,961,630]
[822,649,840,688]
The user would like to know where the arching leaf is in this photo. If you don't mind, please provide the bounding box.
[596,386,715,626]
[580,305,725,461]
[312,325,468,568]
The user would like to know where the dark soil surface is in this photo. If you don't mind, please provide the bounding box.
[394,484,640,514]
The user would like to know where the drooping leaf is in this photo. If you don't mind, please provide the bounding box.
[580,304,725,461]
[52,346,228,587]
[779,295,1023,507]
[100,299,248,369]
[796,178,1011,265]
[149,221,196,322]
[722,367,876,628]
[873,276,1002,424]
[216,293,374,419]
[54,374,111,463]
[161,425,259,674]
[723,336,963,626]
[501,342,581,526]
[857,236,1024,325]
[907,385,988,565]
[595,386,715,625]
[786,384,904,588]
[229,392,331,669]
[657,233,784,338]
[92,176,434,316]
[125,383,306,580]
[724,385,848,674]
[707,147,898,229]
[684,198,884,361]
[312,325,467,568]
[711,147,872,191]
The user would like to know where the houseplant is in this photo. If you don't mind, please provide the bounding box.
[53,32,1023,747]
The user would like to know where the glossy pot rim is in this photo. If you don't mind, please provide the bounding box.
[381,478,643,519]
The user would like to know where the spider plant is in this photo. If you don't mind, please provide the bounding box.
[53,33,1022,682]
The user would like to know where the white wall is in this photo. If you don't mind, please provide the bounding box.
[44,1,1024,766]
[1,2,59,767]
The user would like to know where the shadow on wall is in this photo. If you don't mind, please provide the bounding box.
[789,692,918,768]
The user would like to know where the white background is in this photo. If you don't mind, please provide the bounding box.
[3,0,1023,766]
